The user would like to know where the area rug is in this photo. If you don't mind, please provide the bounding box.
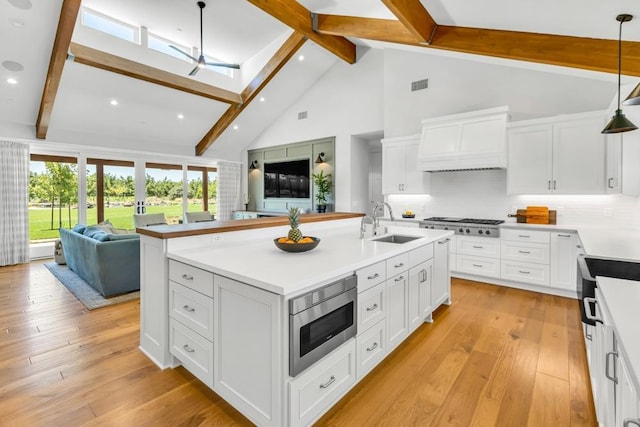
[44,262,139,310]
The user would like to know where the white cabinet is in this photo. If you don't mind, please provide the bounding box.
[381,135,429,194]
[550,232,579,291]
[500,229,550,287]
[432,237,450,308]
[617,354,640,427]
[386,272,409,351]
[289,339,356,427]
[358,282,386,333]
[214,275,282,427]
[456,236,501,279]
[507,111,607,195]
[408,260,432,332]
[356,320,386,380]
[605,132,640,196]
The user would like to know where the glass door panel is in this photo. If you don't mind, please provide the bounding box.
[87,159,135,230]
[145,163,183,224]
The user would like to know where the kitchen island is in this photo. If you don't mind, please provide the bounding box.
[138,214,452,426]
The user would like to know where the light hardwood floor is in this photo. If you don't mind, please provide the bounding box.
[0,261,596,426]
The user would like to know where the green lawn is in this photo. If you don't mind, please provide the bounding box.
[29,204,217,242]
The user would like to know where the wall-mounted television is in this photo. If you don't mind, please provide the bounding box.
[264,159,310,198]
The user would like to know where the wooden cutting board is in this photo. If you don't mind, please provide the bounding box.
[526,206,549,224]
[512,208,557,225]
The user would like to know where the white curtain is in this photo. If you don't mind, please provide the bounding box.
[0,140,30,266]
[217,161,242,221]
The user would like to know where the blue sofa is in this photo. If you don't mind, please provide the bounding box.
[59,226,140,297]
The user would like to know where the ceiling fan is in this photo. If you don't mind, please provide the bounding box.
[170,1,240,76]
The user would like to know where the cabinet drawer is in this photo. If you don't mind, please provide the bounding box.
[356,261,386,293]
[500,241,550,265]
[501,228,550,244]
[169,260,214,298]
[500,260,550,286]
[386,253,410,277]
[408,243,434,269]
[170,318,213,388]
[358,282,386,333]
[457,237,500,258]
[356,319,386,381]
[457,255,500,278]
[289,340,356,427]
[169,282,214,341]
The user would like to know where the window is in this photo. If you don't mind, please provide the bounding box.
[148,32,191,62]
[187,166,217,215]
[87,159,136,230]
[81,7,138,43]
[145,163,184,224]
[203,54,235,78]
[29,155,78,243]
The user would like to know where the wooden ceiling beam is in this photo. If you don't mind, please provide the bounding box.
[315,15,640,77]
[69,43,242,104]
[381,0,437,44]
[245,0,356,64]
[195,32,307,156]
[36,0,82,139]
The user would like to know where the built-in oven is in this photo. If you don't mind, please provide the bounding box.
[289,275,357,377]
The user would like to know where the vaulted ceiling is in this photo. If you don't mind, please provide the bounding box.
[1,0,639,159]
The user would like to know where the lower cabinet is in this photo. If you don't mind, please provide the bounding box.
[408,260,432,332]
[170,318,214,388]
[356,319,386,380]
[550,232,579,290]
[289,339,357,427]
[617,354,640,427]
[432,237,450,307]
[386,272,409,351]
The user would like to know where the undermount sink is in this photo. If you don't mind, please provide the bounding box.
[371,234,421,244]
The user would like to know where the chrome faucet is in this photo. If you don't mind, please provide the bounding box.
[360,215,375,239]
[373,201,394,229]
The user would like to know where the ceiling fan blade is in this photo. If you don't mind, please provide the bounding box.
[205,61,240,70]
[188,65,200,76]
[169,45,198,62]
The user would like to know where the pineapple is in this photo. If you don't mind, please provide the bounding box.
[287,207,303,242]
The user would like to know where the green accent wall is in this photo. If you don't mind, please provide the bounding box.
[248,137,335,213]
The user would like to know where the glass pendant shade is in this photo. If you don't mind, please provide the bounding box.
[623,83,640,106]
[602,109,638,134]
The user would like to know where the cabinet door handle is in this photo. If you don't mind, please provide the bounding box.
[548,180,551,190]
[472,245,483,249]
[395,275,404,282]
[367,273,380,280]
[319,376,336,389]
[394,263,404,268]
[437,238,450,244]
[557,234,571,238]
[623,419,640,427]
[605,351,618,384]
[366,342,379,352]
[518,270,531,274]
[518,250,531,254]
[553,180,557,190]
[472,263,483,268]
[182,305,195,313]
[422,269,428,282]
[608,177,614,189]
[366,303,378,312]
[181,274,194,281]
[518,235,530,238]
[583,297,602,323]
[183,344,195,353]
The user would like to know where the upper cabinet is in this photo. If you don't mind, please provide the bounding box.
[507,111,607,195]
[418,106,509,171]
[381,135,429,194]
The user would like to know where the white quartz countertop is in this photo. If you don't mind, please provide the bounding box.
[168,226,453,297]
[596,277,640,392]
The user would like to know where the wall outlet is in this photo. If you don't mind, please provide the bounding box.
[604,208,613,217]
[556,207,564,216]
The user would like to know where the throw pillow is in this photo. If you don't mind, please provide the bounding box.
[73,224,87,234]
[93,232,110,242]
[83,225,102,238]
[97,220,115,234]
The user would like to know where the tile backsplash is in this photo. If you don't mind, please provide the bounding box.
[385,170,640,227]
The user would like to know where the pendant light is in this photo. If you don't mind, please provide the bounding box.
[602,14,638,134]
[623,82,640,106]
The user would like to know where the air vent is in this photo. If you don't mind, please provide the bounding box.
[411,79,429,92]
[298,111,308,120]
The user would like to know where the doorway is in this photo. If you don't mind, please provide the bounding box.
[351,132,383,215]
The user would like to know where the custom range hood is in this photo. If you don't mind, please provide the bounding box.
[418,106,509,172]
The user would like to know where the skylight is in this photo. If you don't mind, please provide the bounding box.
[81,8,139,44]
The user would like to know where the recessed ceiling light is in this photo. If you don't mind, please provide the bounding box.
[259,97,265,102]
[8,0,32,10]
[6,78,17,85]
[177,113,184,119]
[8,17,25,27]
[233,125,239,130]
[110,99,118,106]
[2,60,24,72]
[298,55,304,62]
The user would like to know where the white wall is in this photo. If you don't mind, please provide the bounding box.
[350,136,371,213]
[247,47,385,211]
[383,49,617,138]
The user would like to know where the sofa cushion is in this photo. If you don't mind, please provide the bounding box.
[108,233,139,241]
[93,232,110,242]
[83,225,105,239]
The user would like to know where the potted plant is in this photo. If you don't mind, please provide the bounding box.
[312,170,332,213]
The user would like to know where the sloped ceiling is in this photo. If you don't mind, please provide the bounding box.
[0,0,639,160]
